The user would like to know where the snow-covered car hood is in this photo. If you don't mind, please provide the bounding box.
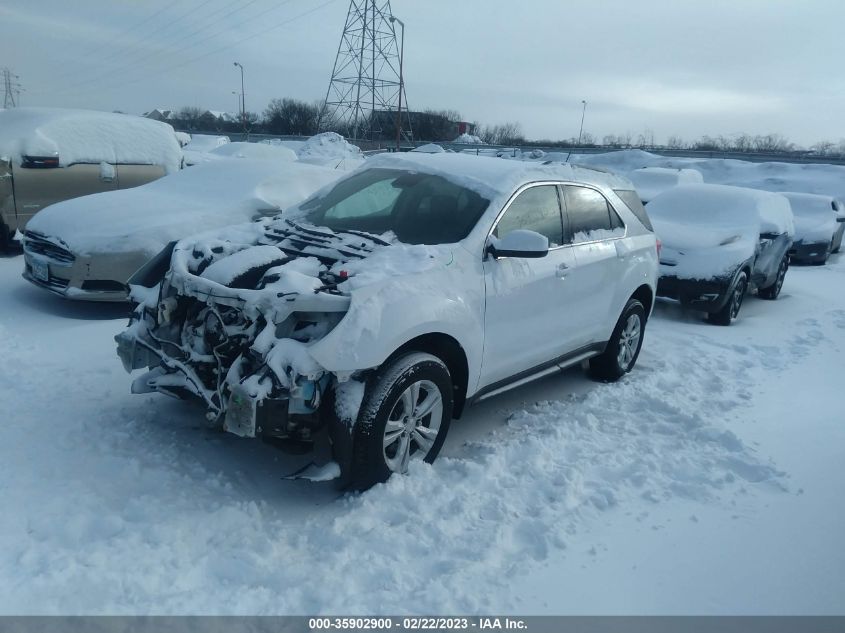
[25,159,343,258]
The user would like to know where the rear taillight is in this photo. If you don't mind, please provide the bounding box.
[656,239,662,257]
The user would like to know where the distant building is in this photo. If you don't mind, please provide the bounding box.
[367,110,476,142]
[143,108,174,122]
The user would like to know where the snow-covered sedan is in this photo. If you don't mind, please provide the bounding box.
[778,192,845,264]
[116,153,659,489]
[22,158,343,301]
[649,184,794,325]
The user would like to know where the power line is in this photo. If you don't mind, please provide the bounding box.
[45,0,340,101]
[45,0,223,92]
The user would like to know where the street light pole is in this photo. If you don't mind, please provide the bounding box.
[389,15,405,152]
[577,99,587,146]
[233,61,246,140]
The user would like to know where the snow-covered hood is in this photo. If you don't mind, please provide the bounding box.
[25,159,343,258]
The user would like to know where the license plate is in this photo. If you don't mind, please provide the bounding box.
[28,256,49,283]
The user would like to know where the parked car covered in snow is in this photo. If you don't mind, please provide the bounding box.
[627,167,704,203]
[1,107,182,250]
[649,184,794,325]
[116,152,659,489]
[22,158,343,301]
[778,192,845,264]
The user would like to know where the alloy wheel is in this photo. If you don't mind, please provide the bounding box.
[382,379,444,473]
[617,313,642,370]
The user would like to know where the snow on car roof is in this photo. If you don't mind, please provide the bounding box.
[364,152,634,205]
[778,192,837,243]
[778,191,836,219]
[648,183,794,236]
[0,107,182,173]
[25,158,342,258]
[627,167,704,202]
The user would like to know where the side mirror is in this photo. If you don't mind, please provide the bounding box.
[488,229,549,259]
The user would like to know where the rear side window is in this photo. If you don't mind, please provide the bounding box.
[613,189,654,231]
[495,185,563,247]
[563,185,624,242]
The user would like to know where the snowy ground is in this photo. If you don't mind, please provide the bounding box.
[0,248,843,615]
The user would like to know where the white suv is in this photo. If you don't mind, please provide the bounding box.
[117,153,658,489]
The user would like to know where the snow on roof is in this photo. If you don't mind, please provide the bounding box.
[25,158,342,258]
[0,107,182,173]
[627,167,704,202]
[648,184,794,240]
[363,152,634,205]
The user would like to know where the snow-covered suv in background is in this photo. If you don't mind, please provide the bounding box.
[116,153,659,489]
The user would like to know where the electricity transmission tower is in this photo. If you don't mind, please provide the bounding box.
[319,0,412,142]
[3,68,23,108]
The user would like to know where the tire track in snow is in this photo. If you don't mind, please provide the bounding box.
[2,310,839,614]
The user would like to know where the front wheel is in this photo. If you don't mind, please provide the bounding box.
[588,298,646,382]
[708,270,747,326]
[758,255,788,300]
[351,352,453,490]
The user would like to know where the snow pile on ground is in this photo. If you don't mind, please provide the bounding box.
[0,107,182,174]
[210,142,297,163]
[184,134,230,152]
[25,159,343,258]
[627,167,703,202]
[297,132,360,159]
[453,133,485,144]
[412,143,446,153]
[3,251,845,613]
[778,192,838,243]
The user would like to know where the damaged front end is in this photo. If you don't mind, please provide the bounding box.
[116,217,384,447]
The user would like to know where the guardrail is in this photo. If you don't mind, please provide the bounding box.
[177,129,845,166]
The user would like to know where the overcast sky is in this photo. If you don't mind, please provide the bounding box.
[1,0,843,145]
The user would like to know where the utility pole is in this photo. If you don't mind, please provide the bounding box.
[577,100,587,145]
[233,61,247,140]
[318,0,411,143]
[389,14,404,151]
[3,68,22,108]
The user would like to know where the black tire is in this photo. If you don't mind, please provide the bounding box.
[759,255,788,300]
[588,298,646,382]
[351,352,453,490]
[0,221,9,253]
[708,270,747,326]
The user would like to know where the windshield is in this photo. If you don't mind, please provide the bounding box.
[300,168,489,245]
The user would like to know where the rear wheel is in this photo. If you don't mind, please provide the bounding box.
[708,271,747,326]
[351,352,453,490]
[758,255,788,300]
[588,298,646,381]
